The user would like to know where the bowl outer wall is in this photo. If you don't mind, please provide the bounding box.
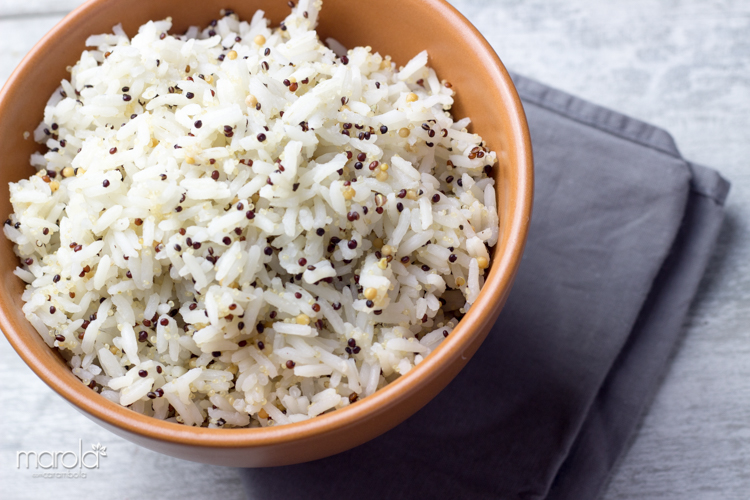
[0,0,533,466]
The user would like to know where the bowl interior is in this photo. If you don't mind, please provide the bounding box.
[0,0,531,464]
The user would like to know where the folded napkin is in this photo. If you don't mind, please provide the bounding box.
[239,74,730,500]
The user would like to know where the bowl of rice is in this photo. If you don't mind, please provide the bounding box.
[0,0,532,466]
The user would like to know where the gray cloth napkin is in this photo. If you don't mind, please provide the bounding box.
[239,74,730,500]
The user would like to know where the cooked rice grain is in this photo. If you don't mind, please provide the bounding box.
[4,1,500,427]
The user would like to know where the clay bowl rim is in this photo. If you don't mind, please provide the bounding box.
[0,0,533,448]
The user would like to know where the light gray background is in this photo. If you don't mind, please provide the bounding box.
[1,1,748,499]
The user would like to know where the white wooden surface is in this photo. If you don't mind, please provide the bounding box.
[1,1,748,498]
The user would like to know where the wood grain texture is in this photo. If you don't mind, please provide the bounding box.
[0,1,748,498]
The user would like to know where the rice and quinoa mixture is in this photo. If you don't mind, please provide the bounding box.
[3,1,500,427]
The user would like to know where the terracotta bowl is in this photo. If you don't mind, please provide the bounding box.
[0,0,532,466]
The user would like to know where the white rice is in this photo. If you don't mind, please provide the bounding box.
[4,1,500,428]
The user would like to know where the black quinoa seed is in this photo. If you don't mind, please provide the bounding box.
[194,120,203,128]
[316,228,325,236]
[257,133,266,142]
[102,179,110,187]
[449,254,458,263]
[212,351,221,357]
[138,369,148,377]
[138,331,148,341]
[396,202,404,212]
[264,246,273,255]
[123,94,132,101]
[347,240,358,249]
[380,125,388,134]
